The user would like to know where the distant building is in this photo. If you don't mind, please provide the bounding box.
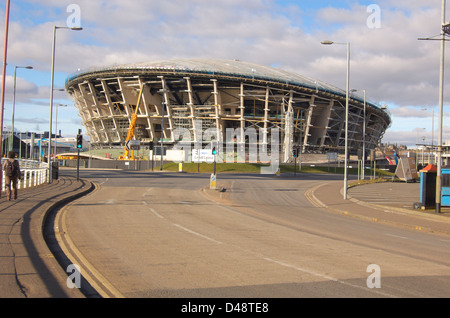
[1,131,88,159]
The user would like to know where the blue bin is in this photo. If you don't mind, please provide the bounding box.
[419,166,436,208]
[442,168,450,207]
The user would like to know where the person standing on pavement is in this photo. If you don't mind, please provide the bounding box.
[3,151,21,201]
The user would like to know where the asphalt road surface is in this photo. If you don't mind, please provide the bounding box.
[57,169,450,298]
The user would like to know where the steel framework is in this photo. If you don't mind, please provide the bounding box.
[65,58,391,162]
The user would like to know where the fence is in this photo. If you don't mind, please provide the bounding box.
[1,159,48,192]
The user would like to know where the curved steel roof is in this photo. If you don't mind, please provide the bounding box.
[66,58,388,114]
[68,58,341,92]
[119,58,341,92]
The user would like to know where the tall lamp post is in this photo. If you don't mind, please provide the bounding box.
[48,25,82,183]
[437,0,448,213]
[419,0,448,213]
[11,65,33,152]
[322,40,351,200]
[362,90,366,180]
[0,1,11,196]
[421,107,435,164]
[53,103,67,157]
[350,88,366,180]
[421,108,435,147]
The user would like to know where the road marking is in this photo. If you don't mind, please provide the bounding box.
[97,177,109,185]
[304,183,328,208]
[56,204,125,298]
[385,233,408,240]
[150,207,164,219]
[142,202,165,219]
[264,257,337,281]
[264,257,397,298]
[173,224,222,244]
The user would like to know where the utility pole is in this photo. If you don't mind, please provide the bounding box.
[0,0,11,197]
[418,0,449,213]
[76,129,82,181]
[437,1,447,213]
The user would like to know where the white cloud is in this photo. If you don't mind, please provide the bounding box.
[303,0,447,110]
[389,106,434,118]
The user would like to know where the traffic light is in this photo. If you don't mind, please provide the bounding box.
[211,141,218,155]
[76,134,83,149]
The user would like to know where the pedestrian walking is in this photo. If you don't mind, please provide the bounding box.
[3,151,21,201]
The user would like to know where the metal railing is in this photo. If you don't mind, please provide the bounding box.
[1,159,48,192]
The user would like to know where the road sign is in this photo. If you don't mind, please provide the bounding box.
[192,149,215,163]
[210,173,217,190]
[126,140,141,150]
[395,157,418,182]
[327,152,338,161]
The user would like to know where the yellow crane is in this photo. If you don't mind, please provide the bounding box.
[119,84,144,160]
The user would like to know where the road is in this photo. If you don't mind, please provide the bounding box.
[56,169,450,298]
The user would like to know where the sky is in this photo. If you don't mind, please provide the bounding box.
[0,0,449,147]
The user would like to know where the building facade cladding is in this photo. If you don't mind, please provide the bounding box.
[65,58,391,161]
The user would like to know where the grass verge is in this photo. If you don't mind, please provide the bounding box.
[162,161,396,178]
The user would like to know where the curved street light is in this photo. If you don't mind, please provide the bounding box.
[48,26,82,183]
[321,40,351,200]
[10,65,33,153]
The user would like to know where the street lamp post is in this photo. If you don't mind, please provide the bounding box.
[418,0,448,213]
[362,90,366,180]
[0,1,10,197]
[437,0,448,213]
[54,103,67,157]
[322,40,351,200]
[421,107,435,146]
[421,107,435,164]
[350,88,366,180]
[48,25,82,183]
[11,65,33,153]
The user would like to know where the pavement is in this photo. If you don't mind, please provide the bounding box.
[307,179,450,237]
[1,172,449,298]
[0,176,94,298]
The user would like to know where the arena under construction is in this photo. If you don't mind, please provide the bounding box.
[65,58,391,162]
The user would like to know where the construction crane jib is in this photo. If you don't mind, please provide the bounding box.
[120,84,144,160]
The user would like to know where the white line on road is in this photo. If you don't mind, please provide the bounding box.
[173,224,222,244]
[150,207,164,219]
[97,177,109,185]
[264,257,337,281]
[385,233,408,240]
[142,201,165,219]
[264,257,397,298]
